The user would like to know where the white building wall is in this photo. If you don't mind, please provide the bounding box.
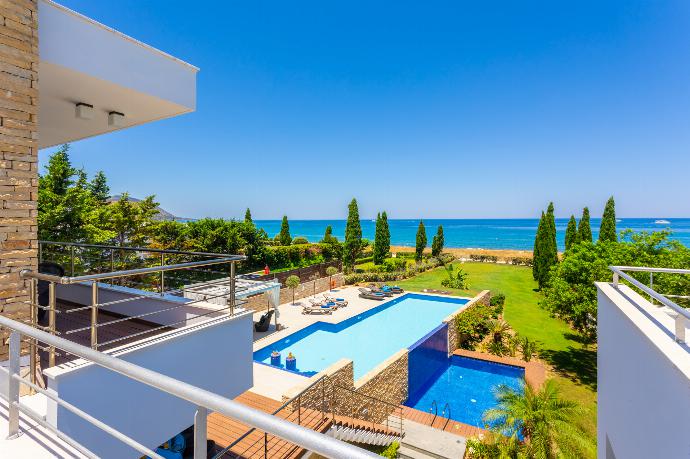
[44,312,253,458]
[597,283,690,459]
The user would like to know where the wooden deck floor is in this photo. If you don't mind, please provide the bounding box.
[38,300,171,368]
[208,391,331,459]
[400,405,488,439]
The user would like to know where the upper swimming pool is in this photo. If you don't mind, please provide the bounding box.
[254,293,468,379]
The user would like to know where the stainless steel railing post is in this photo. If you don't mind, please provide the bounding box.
[70,245,75,276]
[230,261,236,315]
[29,277,37,392]
[7,331,20,439]
[91,281,98,350]
[194,406,208,459]
[160,253,165,296]
[48,282,56,367]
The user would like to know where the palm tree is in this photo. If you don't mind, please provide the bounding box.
[482,380,594,458]
[487,319,510,343]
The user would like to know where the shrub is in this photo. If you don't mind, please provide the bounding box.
[520,336,539,362]
[490,293,505,315]
[291,236,309,245]
[510,256,533,266]
[469,254,498,263]
[378,442,399,458]
[440,263,469,290]
[454,303,494,350]
[382,258,407,272]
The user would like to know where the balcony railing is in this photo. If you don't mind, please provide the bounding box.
[610,266,690,344]
[19,242,264,392]
[0,313,377,459]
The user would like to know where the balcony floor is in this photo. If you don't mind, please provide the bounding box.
[38,300,172,369]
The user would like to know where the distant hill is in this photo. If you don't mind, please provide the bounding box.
[106,195,187,221]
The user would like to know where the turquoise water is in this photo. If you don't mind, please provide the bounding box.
[405,355,525,429]
[254,218,690,251]
[254,294,468,379]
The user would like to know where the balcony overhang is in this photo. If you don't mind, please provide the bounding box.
[38,0,198,149]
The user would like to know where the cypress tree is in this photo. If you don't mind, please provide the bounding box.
[532,211,546,283]
[244,208,253,225]
[565,215,577,251]
[431,225,444,257]
[373,213,386,265]
[545,202,558,268]
[343,198,362,269]
[415,220,427,262]
[381,211,390,255]
[599,196,617,242]
[278,215,292,245]
[321,225,336,243]
[577,207,592,243]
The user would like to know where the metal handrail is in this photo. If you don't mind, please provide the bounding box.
[0,314,377,459]
[40,240,246,259]
[430,400,438,425]
[610,266,690,343]
[22,257,240,284]
[214,375,329,459]
[441,402,451,429]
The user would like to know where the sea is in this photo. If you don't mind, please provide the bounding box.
[252,218,690,252]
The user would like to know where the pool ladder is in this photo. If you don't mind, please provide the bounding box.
[429,401,452,430]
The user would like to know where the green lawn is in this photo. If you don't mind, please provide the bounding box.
[395,262,597,442]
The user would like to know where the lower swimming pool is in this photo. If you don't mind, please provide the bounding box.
[405,355,525,429]
[254,293,468,379]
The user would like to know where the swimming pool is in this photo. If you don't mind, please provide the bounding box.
[254,293,468,379]
[405,355,525,428]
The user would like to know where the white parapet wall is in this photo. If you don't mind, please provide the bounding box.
[597,282,690,459]
[43,311,254,458]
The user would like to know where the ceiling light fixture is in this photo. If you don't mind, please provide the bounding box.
[108,111,125,127]
[75,103,93,120]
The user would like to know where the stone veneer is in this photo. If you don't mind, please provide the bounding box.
[282,351,409,425]
[0,0,38,360]
[444,290,491,354]
[244,273,344,312]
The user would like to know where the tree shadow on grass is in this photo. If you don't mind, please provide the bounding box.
[540,346,598,392]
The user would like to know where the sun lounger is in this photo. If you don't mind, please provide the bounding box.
[322,294,348,307]
[358,287,386,300]
[366,285,394,296]
[302,303,335,314]
[379,284,404,293]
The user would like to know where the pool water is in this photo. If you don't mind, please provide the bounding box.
[405,355,525,429]
[254,293,467,379]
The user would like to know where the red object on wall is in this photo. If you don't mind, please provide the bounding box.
[264,265,270,275]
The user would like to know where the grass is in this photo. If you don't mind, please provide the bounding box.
[395,261,597,443]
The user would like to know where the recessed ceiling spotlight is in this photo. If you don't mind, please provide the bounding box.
[75,103,93,120]
[108,111,125,127]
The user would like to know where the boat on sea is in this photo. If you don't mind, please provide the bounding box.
[654,219,671,224]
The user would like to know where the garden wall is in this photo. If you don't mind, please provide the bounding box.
[256,261,342,286]
[443,290,490,354]
[244,273,344,312]
[354,349,409,423]
[407,324,448,399]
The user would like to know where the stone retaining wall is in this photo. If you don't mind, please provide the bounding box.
[244,273,344,312]
[353,349,408,423]
[443,290,491,354]
[281,358,353,413]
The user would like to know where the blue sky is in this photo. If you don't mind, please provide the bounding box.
[46,1,690,220]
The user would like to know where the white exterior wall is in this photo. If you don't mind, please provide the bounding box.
[43,312,253,458]
[597,283,690,459]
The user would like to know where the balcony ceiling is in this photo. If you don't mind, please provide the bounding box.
[38,0,198,150]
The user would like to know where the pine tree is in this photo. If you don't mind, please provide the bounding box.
[373,213,386,265]
[343,198,362,269]
[599,196,617,242]
[89,171,109,203]
[565,215,577,251]
[244,208,253,225]
[415,220,427,262]
[532,211,546,283]
[577,207,592,243]
[431,225,444,257]
[278,215,291,245]
[381,211,390,255]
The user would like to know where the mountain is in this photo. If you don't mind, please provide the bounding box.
[106,195,184,221]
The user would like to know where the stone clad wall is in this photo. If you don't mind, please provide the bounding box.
[444,290,491,354]
[354,350,408,423]
[244,273,344,312]
[0,0,38,360]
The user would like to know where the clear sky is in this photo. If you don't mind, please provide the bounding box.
[46,1,690,220]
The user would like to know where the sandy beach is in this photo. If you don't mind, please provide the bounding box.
[390,245,533,261]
